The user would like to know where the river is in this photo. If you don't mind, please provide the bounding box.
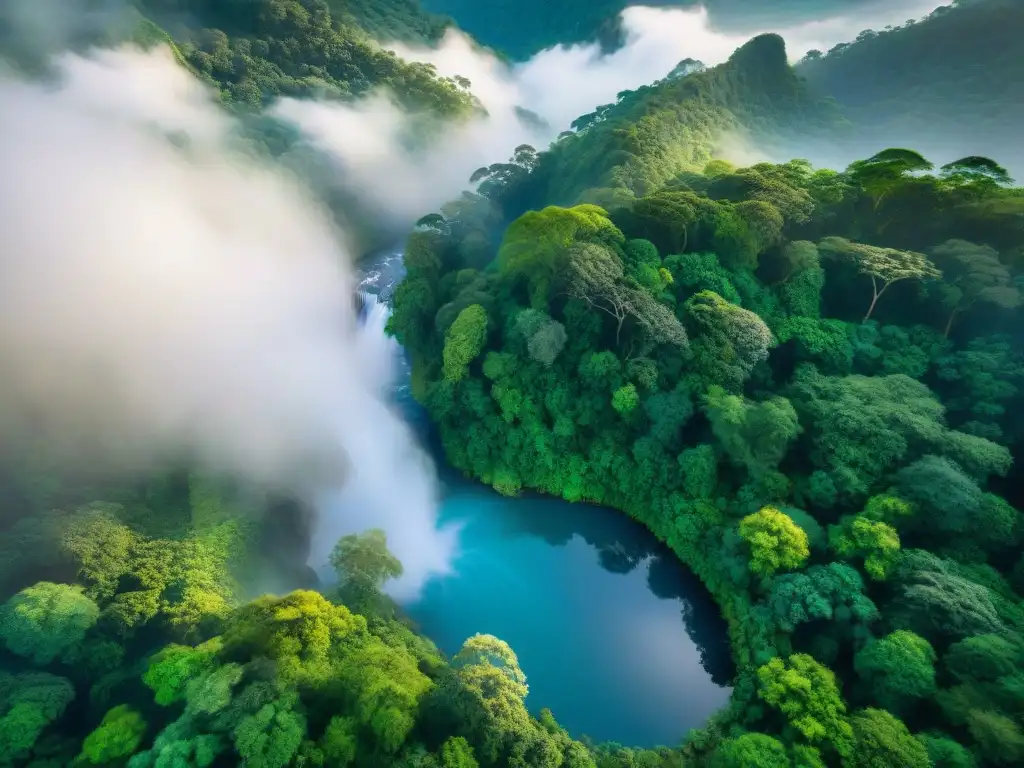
[354,252,733,747]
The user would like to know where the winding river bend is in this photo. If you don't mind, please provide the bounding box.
[358,252,732,747]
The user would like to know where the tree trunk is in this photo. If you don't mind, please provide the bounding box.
[944,309,958,338]
[864,279,889,322]
[616,314,625,345]
[864,293,879,321]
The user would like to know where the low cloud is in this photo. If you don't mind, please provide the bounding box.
[271,89,548,233]
[0,45,455,595]
[510,0,948,130]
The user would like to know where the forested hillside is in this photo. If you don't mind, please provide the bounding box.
[798,0,1024,171]
[463,34,845,229]
[389,26,1024,766]
[0,0,472,114]
[136,0,473,112]
[420,0,879,60]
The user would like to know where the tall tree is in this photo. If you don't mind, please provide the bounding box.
[0,671,76,763]
[684,290,775,392]
[79,705,148,765]
[940,156,1014,196]
[565,243,686,349]
[847,148,934,211]
[848,709,930,768]
[819,236,941,321]
[764,562,878,635]
[329,529,404,614]
[704,388,801,477]
[620,191,698,254]
[0,582,99,665]
[929,239,1020,336]
[756,653,853,758]
[498,204,623,306]
[855,631,937,714]
[829,514,901,580]
[739,506,810,577]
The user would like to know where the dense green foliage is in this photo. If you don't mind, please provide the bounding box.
[134,0,474,112]
[462,33,845,234]
[0,482,612,766]
[389,30,1024,765]
[0,0,473,115]
[2,1,1023,765]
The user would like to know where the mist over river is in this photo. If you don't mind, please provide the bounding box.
[327,251,734,747]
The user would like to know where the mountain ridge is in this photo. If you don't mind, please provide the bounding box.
[796,0,1024,173]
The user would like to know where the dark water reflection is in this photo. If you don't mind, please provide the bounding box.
[496,490,735,688]
[402,469,733,746]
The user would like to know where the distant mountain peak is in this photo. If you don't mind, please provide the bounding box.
[728,33,789,71]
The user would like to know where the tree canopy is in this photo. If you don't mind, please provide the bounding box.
[3,3,1024,766]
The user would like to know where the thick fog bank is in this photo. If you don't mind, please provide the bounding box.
[0,45,455,596]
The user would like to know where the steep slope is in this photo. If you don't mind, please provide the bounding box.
[478,34,845,218]
[797,0,1024,172]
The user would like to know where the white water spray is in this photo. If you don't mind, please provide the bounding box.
[308,257,461,599]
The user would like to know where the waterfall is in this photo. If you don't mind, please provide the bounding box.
[357,290,393,347]
[306,251,458,600]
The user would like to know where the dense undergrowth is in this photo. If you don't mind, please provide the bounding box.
[386,31,1024,768]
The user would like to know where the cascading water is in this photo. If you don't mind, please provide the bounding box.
[306,251,460,599]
